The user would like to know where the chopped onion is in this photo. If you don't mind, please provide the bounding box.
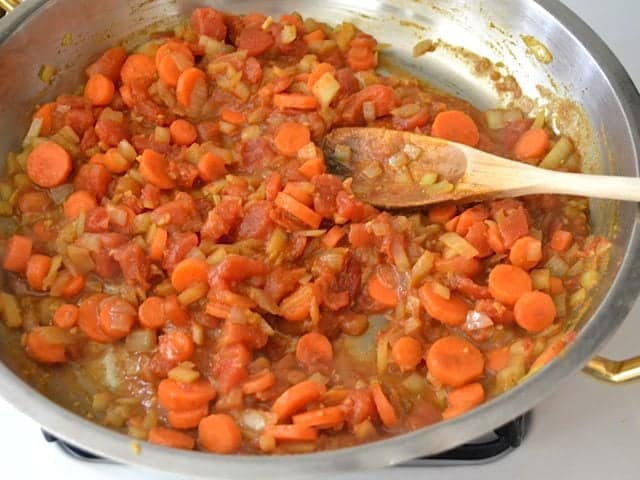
[261,16,274,30]
[530,268,550,291]
[192,323,205,346]
[391,236,410,272]
[392,103,421,118]
[503,109,524,123]
[333,144,352,163]
[66,245,95,274]
[361,161,382,179]
[402,373,428,393]
[412,39,435,57]
[376,332,390,374]
[312,72,340,108]
[168,362,200,383]
[410,250,435,287]
[569,288,586,308]
[370,220,391,236]
[552,292,567,317]
[154,126,170,144]
[241,125,261,142]
[580,270,599,290]
[486,109,506,129]
[419,171,438,186]
[440,232,479,259]
[403,143,422,160]
[41,255,63,291]
[106,204,128,227]
[178,282,208,305]
[387,151,408,168]
[297,142,317,160]
[540,136,574,170]
[92,392,113,412]
[464,310,494,330]
[427,180,454,194]
[431,282,450,299]
[545,255,569,276]
[362,101,376,122]
[299,229,327,237]
[219,120,236,134]
[0,292,22,328]
[125,329,157,353]
[566,259,584,277]
[22,117,43,146]
[240,409,272,431]
[49,183,74,205]
[99,108,123,123]
[117,139,137,162]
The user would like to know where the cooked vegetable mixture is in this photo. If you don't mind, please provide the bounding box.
[0,8,611,454]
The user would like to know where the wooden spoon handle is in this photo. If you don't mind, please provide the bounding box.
[529,170,640,201]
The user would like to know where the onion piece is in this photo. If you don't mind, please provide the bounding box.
[464,310,494,330]
[440,232,479,259]
[410,250,435,287]
[431,282,450,299]
[0,292,22,328]
[362,101,376,122]
[312,72,341,108]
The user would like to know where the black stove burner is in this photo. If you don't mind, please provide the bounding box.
[42,412,530,466]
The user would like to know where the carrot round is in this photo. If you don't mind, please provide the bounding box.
[27,141,72,188]
[169,119,198,146]
[158,378,216,411]
[508,235,542,270]
[53,303,79,329]
[158,330,195,363]
[419,283,469,326]
[550,229,573,251]
[242,369,276,395]
[77,294,113,343]
[271,379,326,420]
[197,152,227,182]
[148,227,167,262]
[198,414,241,453]
[486,346,510,373]
[25,254,51,291]
[514,290,556,333]
[273,122,311,157]
[264,424,318,442]
[138,296,165,329]
[33,102,56,136]
[3,235,33,273]
[367,270,398,308]
[84,73,115,106]
[176,67,207,109]
[431,110,480,147]
[167,404,208,429]
[25,328,66,364]
[296,332,333,367]
[370,383,398,428]
[171,258,209,292]
[98,296,137,340]
[428,204,457,224]
[391,336,423,371]
[155,42,195,87]
[426,335,485,387]
[274,93,319,111]
[148,427,195,450]
[292,406,345,429]
[514,128,550,164]
[120,53,156,86]
[488,264,532,306]
[442,382,485,419]
[63,190,98,220]
[139,149,175,189]
[57,274,86,299]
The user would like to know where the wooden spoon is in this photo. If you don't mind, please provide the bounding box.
[322,127,640,208]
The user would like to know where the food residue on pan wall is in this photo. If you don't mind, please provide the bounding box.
[60,33,73,47]
[521,34,553,64]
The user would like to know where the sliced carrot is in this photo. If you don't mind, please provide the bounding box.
[486,220,506,254]
[57,273,86,299]
[271,379,326,420]
[120,53,156,86]
[549,276,564,294]
[283,182,314,206]
[530,337,567,372]
[86,46,128,82]
[434,256,482,277]
[370,383,398,428]
[53,304,79,329]
[274,192,322,228]
[514,128,550,164]
[198,414,242,453]
[426,335,485,387]
[486,346,510,373]
[176,67,207,109]
[292,406,345,429]
[274,122,311,157]
[26,141,72,188]
[264,424,318,442]
[273,93,319,111]
[26,254,52,291]
[77,294,113,343]
[242,369,276,395]
[418,283,469,326]
[84,74,115,106]
[296,332,333,367]
[171,258,209,292]
[205,301,231,320]
[158,330,195,363]
[155,42,195,87]
[322,225,345,248]
[164,294,190,326]
[158,378,216,411]
[25,329,66,364]
[391,336,423,372]
[63,190,98,220]
[442,382,485,419]
[488,264,532,306]
[98,296,137,340]
[102,148,131,174]
[367,270,397,308]
[149,227,168,262]
[33,102,56,136]
[303,28,327,44]
[139,149,176,189]
[279,284,314,322]
[514,290,556,333]
[3,235,33,273]
[550,229,573,252]
[169,119,198,146]
[197,152,227,182]
[138,296,165,329]
[220,109,245,126]
[431,110,480,147]
[167,404,208,429]
[428,204,457,224]
[148,427,195,450]
[509,235,542,270]
[298,153,326,180]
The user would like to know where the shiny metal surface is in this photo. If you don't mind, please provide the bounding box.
[0,0,639,478]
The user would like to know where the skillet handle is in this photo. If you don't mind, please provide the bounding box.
[583,355,640,384]
[0,0,19,14]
